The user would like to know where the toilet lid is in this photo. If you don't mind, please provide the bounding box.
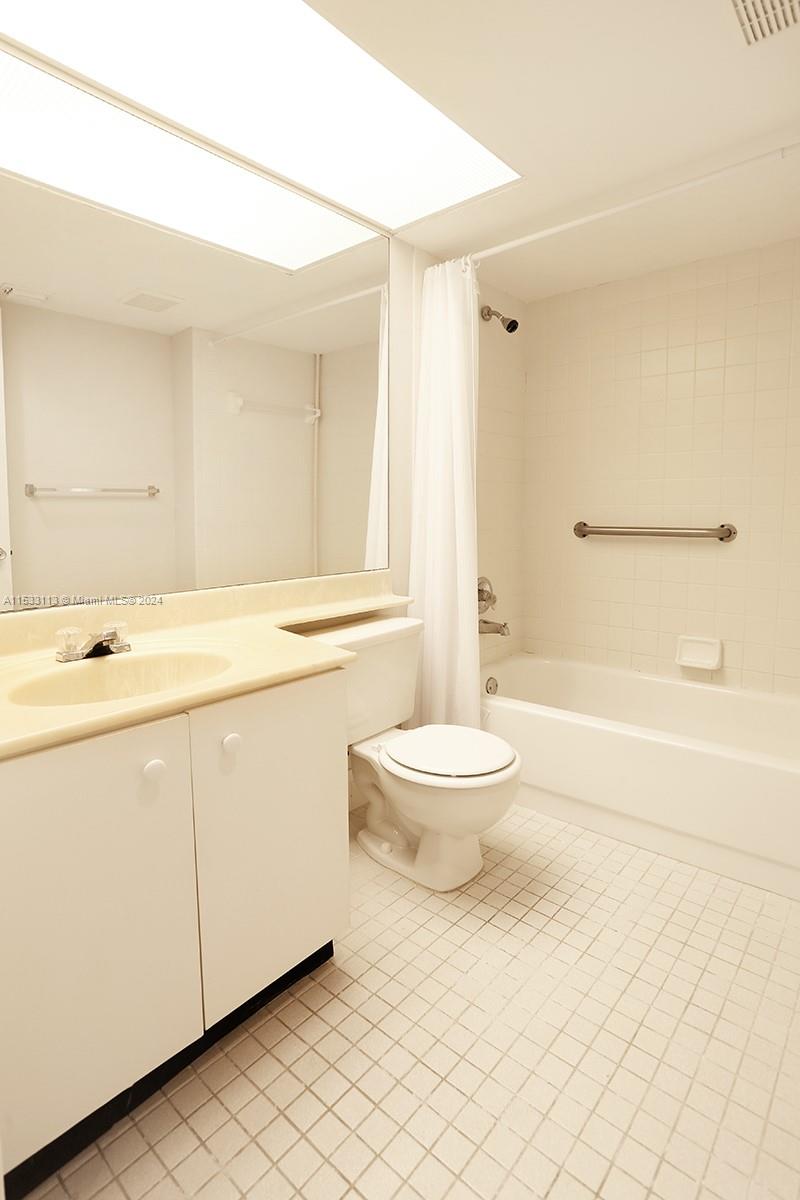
[384,724,516,778]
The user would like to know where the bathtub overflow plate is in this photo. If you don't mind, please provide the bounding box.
[485,677,498,695]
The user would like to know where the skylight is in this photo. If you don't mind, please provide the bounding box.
[0,51,374,271]
[0,0,519,229]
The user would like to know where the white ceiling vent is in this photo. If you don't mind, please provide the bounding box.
[730,0,799,44]
[121,291,182,312]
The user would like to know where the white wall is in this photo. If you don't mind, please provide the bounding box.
[171,328,197,592]
[317,341,378,576]
[523,236,800,693]
[477,282,526,665]
[0,310,13,609]
[0,305,390,601]
[188,332,316,589]
[1,304,176,601]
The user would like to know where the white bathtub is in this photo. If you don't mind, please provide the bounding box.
[481,655,800,899]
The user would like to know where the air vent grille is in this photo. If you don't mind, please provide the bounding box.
[731,0,799,44]
[121,291,181,312]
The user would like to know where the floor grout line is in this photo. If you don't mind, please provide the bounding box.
[30,802,800,1200]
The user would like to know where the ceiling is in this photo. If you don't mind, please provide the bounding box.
[0,172,387,352]
[308,0,800,300]
[2,2,798,311]
[0,0,517,231]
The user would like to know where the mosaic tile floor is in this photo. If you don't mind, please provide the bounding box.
[29,804,800,1200]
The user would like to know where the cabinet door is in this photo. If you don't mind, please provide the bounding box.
[0,716,203,1169]
[190,671,349,1026]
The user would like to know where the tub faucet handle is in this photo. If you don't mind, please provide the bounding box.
[477,576,496,613]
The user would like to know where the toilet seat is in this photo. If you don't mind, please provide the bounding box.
[352,724,521,890]
[381,724,516,781]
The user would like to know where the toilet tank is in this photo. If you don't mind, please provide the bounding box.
[308,617,422,743]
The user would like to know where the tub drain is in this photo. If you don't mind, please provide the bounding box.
[485,677,498,695]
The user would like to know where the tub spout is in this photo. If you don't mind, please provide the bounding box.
[479,619,510,636]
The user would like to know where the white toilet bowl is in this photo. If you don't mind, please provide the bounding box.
[306,616,522,891]
[351,724,520,891]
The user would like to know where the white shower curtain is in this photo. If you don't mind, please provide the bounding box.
[364,285,389,570]
[409,257,480,728]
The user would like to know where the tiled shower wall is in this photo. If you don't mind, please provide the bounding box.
[521,236,800,692]
[477,282,526,665]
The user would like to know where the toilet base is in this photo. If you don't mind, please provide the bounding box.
[357,827,484,892]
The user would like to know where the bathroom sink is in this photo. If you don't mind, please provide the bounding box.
[9,650,232,707]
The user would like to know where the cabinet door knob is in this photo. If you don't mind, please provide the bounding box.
[143,758,167,781]
[222,733,242,754]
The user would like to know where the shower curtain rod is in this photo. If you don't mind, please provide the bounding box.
[471,140,800,263]
[210,285,384,346]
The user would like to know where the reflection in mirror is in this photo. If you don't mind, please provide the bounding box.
[0,172,388,609]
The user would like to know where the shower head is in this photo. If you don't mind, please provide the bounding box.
[480,304,519,334]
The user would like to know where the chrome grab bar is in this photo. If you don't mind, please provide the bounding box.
[574,521,737,542]
[25,484,159,498]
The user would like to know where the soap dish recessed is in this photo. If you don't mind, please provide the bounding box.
[675,635,722,671]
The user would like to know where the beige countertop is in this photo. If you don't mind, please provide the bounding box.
[0,570,411,762]
[0,616,356,762]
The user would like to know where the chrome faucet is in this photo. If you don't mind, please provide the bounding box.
[477,576,510,635]
[56,623,131,662]
[479,619,510,636]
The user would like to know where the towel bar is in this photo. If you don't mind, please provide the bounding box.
[25,484,160,499]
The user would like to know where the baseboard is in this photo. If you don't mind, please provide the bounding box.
[517,783,800,901]
[4,941,334,1200]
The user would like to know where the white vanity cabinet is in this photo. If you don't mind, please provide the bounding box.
[190,670,350,1025]
[0,716,204,1169]
[0,668,350,1174]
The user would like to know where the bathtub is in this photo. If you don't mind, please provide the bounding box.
[481,655,800,899]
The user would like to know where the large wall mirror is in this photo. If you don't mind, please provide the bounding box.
[0,153,388,610]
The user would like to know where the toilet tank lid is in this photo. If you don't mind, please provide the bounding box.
[385,724,516,778]
[308,616,422,650]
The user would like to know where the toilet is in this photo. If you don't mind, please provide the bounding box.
[310,616,521,891]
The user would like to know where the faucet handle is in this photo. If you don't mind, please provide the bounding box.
[477,576,497,613]
[102,621,131,652]
[56,626,84,656]
[102,621,129,644]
